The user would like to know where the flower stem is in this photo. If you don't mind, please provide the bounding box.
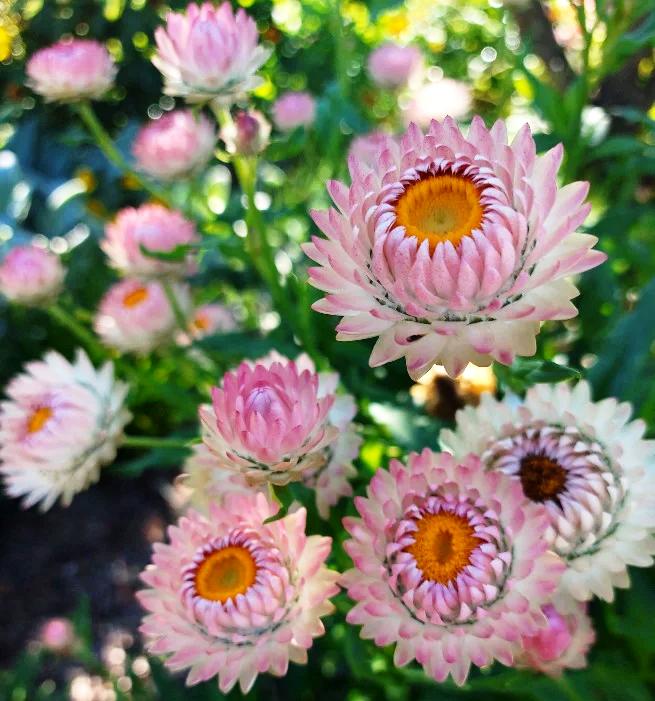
[74,101,172,206]
[161,279,189,332]
[122,434,194,450]
[47,303,105,362]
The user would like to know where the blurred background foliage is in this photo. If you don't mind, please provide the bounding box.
[1,0,655,699]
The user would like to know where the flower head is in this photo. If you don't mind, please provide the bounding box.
[367,43,422,88]
[95,279,191,354]
[0,244,65,306]
[138,493,339,693]
[26,39,116,102]
[132,110,216,181]
[517,602,595,676]
[401,78,472,127]
[40,618,76,653]
[179,303,238,345]
[152,2,271,103]
[342,449,563,685]
[304,118,606,378]
[0,350,130,510]
[102,204,198,279]
[272,91,316,131]
[348,131,397,169]
[441,381,655,605]
[199,354,338,485]
[220,109,271,155]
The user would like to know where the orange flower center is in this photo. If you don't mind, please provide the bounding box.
[395,174,484,250]
[519,454,567,502]
[405,511,480,583]
[191,314,209,332]
[27,406,53,434]
[122,286,149,308]
[194,546,257,603]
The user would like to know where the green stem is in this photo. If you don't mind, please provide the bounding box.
[122,434,193,450]
[554,675,585,701]
[330,0,350,99]
[47,303,105,362]
[74,101,172,205]
[162,279,190,332]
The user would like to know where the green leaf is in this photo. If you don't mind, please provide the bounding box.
[495,359,581,394]
[138,242,193,262]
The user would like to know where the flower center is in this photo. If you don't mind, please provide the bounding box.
[194,545,257,603]
[395,174,484,249]
[519,454,567,502]
[191,314,209,332]
[27,406,53,434]
[122,286,149,308]
[406,511,480,583]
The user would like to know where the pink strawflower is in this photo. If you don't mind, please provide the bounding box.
[367,43,422,88]
[132,110,216,181]
[272,91,316,131]
[348,131,397,169]
[304,117,606,378]
[26,39,116,102]
[138,492,339,693]
[152,2,271,103]
[199,354,338,485]
[342,449,564,685]
[517,603,595,676]
[40,618,76,653]
[401,78,473,127]
[186,303,238,340]
[95,279,191,354]
[220,109,271,155]
[441,381,655,607]
[0,244,65,306]
[102,204,198,279]
[0,350,130,510]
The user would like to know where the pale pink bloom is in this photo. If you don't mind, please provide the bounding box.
[0,244,65,306]
[26,39,116,102]
[272,91,316,131]
[304,117,606,379]
[342,449,564,685]
[199,354,338,486]
[441,381,655,607]
[367,43,422,88]
[40,618,75,652]
[220,109,271,155]
[138,492,339,693]
[517,603,595,676]
[102,204,198,278]
[132,110,216,181]
[401,79,473,127]
[0,350,130,510]
[152,2,271,103]
[348,131,397,169]
[180,303,238,345]
[95,279,191,354]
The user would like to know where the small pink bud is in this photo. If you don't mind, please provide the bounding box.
[0,244,65,306]
[40,618,75,652]
[221,110,271,156]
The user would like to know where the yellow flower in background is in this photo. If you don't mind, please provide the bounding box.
[0,26,12,61]
[0,1,21,62]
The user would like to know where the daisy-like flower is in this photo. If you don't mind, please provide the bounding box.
[342,449,564,685]
[441,381,655,605]
[152,2,271,103]
[199,354,338,485]
[401,78,473,127]
[304,118,606,378]
[0,350,130,510]
[367,43,422,88]
[102,204,198,279]
[0,244,65,306]
[95,279,191,354]
[516,602,595,676]
[26,39,117,102]
[178,303,238,346]
[132,110,216,181]
[272,91,316,131]
[138,492,339,693]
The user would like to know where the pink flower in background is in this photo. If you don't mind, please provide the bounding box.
[188,303,238,338]
[441,381,655,607]
[132,110,216,181]
[272,91,316,131]
[348,131,397,169]
[40,618,75,653]
[102,204,198,278]
[0,244,65,306]
[26,39,116,102]
[342,450,564,685]
[517,603,595,676]
[367,43,422,88]
[138,492,339,693]
[0,350,130,510]
[95,279,191,353]
[220,109,271,155]
[152,2,271,102]
[199,354,338,485]
[305,117,606,378]
[401,78,473,127]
